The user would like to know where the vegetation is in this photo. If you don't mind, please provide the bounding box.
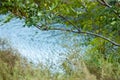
[0,38,97,80]
[0,0,120,46]
[0,38,120,80]
[0,0,120,80]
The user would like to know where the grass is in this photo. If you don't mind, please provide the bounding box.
[0,38,120,80]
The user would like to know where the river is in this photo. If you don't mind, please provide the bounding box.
[0,14,86,72]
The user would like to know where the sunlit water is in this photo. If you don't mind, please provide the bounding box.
[0,15,86,72]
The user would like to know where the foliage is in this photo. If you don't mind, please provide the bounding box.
[0,0,120,45]
[0,0,120,80]
[60,46,120,80]
[0,49,97,80]
[0,38,120,80]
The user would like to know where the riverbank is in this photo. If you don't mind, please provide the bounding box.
[0,38,120,80]
[0,38,96,80]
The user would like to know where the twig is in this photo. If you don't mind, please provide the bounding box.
[58,14,81,32]
[97,0,112,7]
[97,0,120,18]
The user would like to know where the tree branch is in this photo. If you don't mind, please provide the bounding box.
[35,13,120,47]
[97,0,120,18]
[35,26,120,47]
[97,0,112,7]
[35,1,120,47]
[84,31,120,46]
[58,14,81,32]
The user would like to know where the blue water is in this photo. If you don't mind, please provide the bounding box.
[0,14,86,72]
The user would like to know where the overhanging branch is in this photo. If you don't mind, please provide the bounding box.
[35,1,120,47]
[35,26,120,47]
[54,14,120,46]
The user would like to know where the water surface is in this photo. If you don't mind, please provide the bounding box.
[0,15,86,72]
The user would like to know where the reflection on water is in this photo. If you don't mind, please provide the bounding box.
[0,15,86,72]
